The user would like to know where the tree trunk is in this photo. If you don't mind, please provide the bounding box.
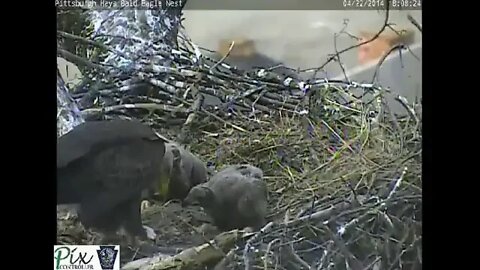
[56,4,187,136]
[57,69,84,137]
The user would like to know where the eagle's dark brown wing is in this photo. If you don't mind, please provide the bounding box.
[68,138,165,214]
[57,119,163,168]
[57,119,167,237]
[57,120,166,204]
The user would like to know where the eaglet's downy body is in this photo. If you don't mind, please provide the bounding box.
[183,164,268,231]
[145,142,208,202]
[57,119,167,244]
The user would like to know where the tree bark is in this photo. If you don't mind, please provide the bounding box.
[57,69,84,137]
[56,4,187,136]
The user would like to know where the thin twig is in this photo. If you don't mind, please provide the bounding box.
[301,0,391,73]
[407,14,422,33]
[371,43,407,83]
[81,103,187,116]
[210,41,235,71]
[57,48,105,70]
[57,30,129,59]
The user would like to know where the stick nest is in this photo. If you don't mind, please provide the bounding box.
[183,101,421,270]
[57,18,422,269]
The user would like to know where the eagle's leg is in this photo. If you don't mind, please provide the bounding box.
[78,204,122,245]
[122,196,152,247]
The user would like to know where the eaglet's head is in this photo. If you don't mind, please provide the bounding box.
[182,185,215,208]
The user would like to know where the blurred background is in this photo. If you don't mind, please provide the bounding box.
[184,8,423,114]
[58,7,422,113]
[182,9,422,73]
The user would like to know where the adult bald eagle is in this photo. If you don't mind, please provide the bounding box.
[57,119,167,243]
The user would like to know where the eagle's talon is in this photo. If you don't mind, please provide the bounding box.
[141,200,151,213]
[143,225,157,240]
